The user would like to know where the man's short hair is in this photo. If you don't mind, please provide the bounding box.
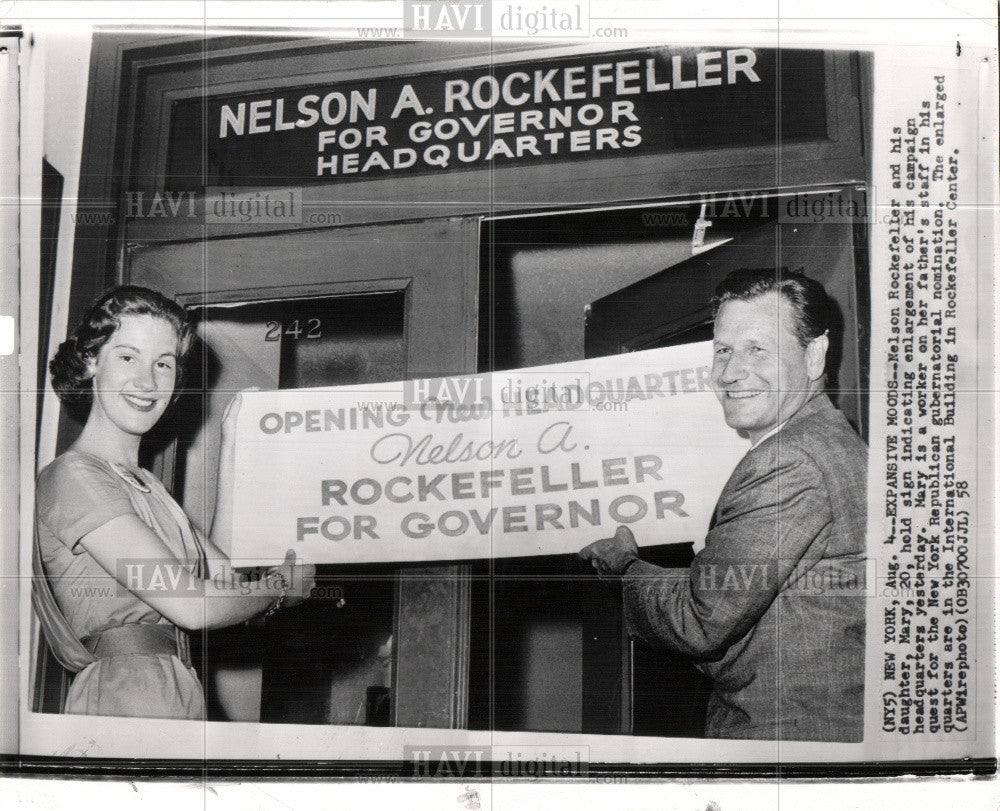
[711,267,837,348]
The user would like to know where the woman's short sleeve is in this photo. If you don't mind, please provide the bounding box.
[36,454,136,552]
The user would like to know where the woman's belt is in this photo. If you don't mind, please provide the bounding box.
[80,623,191,667]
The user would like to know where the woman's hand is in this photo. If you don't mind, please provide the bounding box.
[285,557,317,609]
[267,549,316,609]
[211,386,261,560]
[221,386,260,446]
[283,562,317,609]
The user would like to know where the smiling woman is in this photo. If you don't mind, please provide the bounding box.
[33,286,315,720]
[80,313,179,435]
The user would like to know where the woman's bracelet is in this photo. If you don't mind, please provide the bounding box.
[262,569,288,620]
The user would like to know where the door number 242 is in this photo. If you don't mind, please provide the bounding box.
[265,319,322,341]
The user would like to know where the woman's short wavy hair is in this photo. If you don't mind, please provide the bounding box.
[50,285,194,418]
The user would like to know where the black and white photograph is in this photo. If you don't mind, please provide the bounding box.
[0,0,996,806]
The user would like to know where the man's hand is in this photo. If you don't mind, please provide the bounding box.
[578,526,640,580]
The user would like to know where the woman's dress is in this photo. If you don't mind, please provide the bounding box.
[35,450,208,719]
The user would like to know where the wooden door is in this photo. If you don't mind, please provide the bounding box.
[128,217,479,727]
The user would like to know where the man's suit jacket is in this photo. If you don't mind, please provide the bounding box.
[622,393,867,741]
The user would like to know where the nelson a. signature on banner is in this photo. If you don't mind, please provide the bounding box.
[230,342,748,565]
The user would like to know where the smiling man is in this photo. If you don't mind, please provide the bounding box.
[580,267,868,742]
